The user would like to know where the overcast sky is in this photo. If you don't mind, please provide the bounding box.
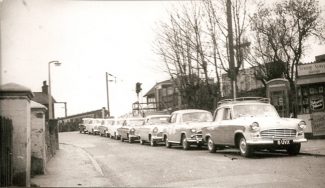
[1,0,325,117]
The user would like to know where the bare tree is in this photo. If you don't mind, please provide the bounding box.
[249,0,325,115]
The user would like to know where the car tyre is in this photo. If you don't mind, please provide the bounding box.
[287,143,301,156]
[140,139,145,145]
[207,137,216,153]
[129,137,133,143]
[150,139,157,147]
[182,135,190,150]
[114,133,118,140]
[165,138,172,148]
[238,136,253,157]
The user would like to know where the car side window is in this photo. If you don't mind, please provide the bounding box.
[170,114,177,123]
[215,108,224,122]
[223,108,232,120]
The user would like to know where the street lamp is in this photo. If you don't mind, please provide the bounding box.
[48,60,62,119]
[106,72,116,118]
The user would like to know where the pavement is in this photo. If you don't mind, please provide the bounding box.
[31,143,111,187]
[31,137,325,187]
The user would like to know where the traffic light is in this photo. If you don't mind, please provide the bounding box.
[136,82,142,94]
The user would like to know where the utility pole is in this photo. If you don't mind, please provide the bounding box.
[106,72,117,118]
[227,0,236,99]
[106,72,110,117]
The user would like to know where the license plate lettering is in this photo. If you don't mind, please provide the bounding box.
[277,139,290,145]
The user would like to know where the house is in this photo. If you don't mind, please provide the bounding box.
[32,81,56,121]
[133,79,181,116]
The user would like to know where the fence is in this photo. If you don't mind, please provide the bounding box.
[0,116,13,187]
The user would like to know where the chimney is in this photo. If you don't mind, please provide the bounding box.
[42,81,48,94]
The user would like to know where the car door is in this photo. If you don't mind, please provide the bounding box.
[167,113,178,142]
[219,107,235,145]
[174,114,184,143]
[211,108,226,144]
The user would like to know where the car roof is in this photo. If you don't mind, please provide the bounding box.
[217,97,270,107]
[172,109,211,115]
[126,117,145,120]
[146,115,170,118]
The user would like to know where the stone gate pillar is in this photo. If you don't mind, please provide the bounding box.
[0,83,33,186]
[30,101,47,175]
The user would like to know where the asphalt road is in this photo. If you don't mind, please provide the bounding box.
[60,132,325,187]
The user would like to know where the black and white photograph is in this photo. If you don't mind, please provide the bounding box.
[1,0,325,187]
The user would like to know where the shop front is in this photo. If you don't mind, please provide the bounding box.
[296,55,325,137]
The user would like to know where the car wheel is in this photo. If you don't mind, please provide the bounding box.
[140,139,145,145]
[182,135,190,150]
[150,139,157,147]
[165,138,171,148]
[287,143,301,156]
[207,137,216,153]
[238,136,253,157]
[121,137,124,142]
[114,133,118,140]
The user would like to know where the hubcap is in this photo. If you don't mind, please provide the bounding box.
[182,138,187,148]
[240,138,247,154]
[208,139,213,150]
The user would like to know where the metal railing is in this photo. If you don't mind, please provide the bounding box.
[0,116,13,187]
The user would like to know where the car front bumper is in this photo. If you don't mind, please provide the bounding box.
[187,134,203,144]
[247,138,307,145]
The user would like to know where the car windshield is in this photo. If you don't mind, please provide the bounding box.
[147,117,169,125]
[128,119,144,126]
[182,112,213,123]
[233,104,279,118]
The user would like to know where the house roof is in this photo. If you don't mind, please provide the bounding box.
[0,82,34,99]
[143,79,173,97]
[32,92,56,105]
[31,100,47,110]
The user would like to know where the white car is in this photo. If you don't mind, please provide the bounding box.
[98,118,115,137]
[118,117,145,143]
[136,115,170,146]
[202,97,308,157]
[107,119,124,139]
[79,118,93,133]
[165,109,213,150]
[85,118,102,135]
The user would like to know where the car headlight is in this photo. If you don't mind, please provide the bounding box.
[298,121,306,130]
[191,129,197,133]
[250,122,260,132]
[153,127,158,133]
[129,128,135,134]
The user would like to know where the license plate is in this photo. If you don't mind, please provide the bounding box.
[276,139,291,145]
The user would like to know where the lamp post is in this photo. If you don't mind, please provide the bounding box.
[106,72,116,118]
[48,60,62,119]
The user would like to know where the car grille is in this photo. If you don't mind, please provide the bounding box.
[260,129,297,139]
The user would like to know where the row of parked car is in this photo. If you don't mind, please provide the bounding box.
[79,97,308,157]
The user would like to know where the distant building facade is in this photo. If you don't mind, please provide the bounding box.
[221,66,265,98]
